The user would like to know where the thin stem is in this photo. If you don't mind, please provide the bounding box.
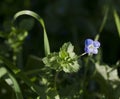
[95,6,109,41]
[77,53,86,59]
[80,52,86,57]
[54,72,59,90]
[80,57,89,95]
[24,68,45,75]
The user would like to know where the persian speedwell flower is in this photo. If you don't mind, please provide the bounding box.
[84,39,100,54]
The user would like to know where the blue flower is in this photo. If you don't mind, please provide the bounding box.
[84,39,100,54]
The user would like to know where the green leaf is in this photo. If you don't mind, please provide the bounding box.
[59,42,79,73]
[13,10,50,56]
[42,52,60,70]
[95,63,119,81]
[43,42,80,73]
[0,66,23,99]
[46,88,60,99]
[0,56,47,98]
[59,42,76,59]
[7,27,28,52]
[36,96,40,99]
[113,9,120,38]
[7,71,24,99]
[93,72,115,99]
[0,67,7,78]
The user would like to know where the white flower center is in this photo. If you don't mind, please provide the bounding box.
[88,44,94,49]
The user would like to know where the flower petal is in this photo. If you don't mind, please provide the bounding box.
[85,39,93,46]
[93,48,98,54]
[93,41,100,48]
[84,46,94,54]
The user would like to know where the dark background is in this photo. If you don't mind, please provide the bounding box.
[0,0,120,65]
[0,0,120,99]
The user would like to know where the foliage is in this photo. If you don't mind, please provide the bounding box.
[0,1,120,99]
[43,42,79,73]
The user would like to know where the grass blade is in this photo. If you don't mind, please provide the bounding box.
[0,66,23,99]
[0,56,46,98]
[7,72,24,99]
[113,9,120,38]
[95,6,109,41]
[13,10,50,56]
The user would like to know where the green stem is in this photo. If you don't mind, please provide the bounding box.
[95,6,109,41]
[77,53,86,59]
[24,68,45,75]
[80,57,89,95]
[54,72,59,89]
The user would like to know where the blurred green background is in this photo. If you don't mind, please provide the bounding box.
[0,0,120,98]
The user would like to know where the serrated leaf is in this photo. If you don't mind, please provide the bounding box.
[42,52,60,70]
[43,42,80,73]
